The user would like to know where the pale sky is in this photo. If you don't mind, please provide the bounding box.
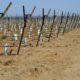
[0,0,80,16]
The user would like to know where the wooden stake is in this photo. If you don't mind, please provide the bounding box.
[36,8,45,46]
[17,6,27,55]
[57,11,64,37]
[47,9,51,16]
[30,6,36,17]
[48,10,56,42]
[69,13,74,31]
[0,2,12,18]
[63,12,69,35]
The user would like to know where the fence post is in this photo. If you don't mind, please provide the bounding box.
[48,10,56,42]
[70,14,76,30]
[36,8,45,46]
[0,2,12,18]
[17,6,27,55]
[62,12,69,35]
[57,11,64,37]
[68,13,74,31]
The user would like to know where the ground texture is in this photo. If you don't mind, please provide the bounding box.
[0,28,80,80]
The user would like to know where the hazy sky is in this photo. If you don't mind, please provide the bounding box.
[0,0,80,16]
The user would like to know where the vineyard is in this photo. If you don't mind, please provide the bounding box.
[0,2,80,80]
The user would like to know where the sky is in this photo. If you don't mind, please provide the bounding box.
[0,0,80,16]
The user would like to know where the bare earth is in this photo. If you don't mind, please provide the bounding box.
[0,28,80,80]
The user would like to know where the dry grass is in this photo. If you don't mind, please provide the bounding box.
[0,28,80,80]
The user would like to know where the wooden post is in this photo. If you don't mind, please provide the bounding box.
[0,2,12,18]
[57,11,64,37]
[76,15,80,28]
[36,8,45,46]
[17,6,27,55]
[69,13,74,31]
[30,6,36,17]
[70,14,76,30]
[62,12,69,35]
[27,6,36,39]
[47,9,51,16]
[73,14,79,29]
[78,15,80,27]
[48,10,56,42]
[47,9,51,25]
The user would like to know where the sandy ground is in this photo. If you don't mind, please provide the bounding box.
[0,28,80,80]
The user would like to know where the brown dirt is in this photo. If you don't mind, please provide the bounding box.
[0,28,80,80]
